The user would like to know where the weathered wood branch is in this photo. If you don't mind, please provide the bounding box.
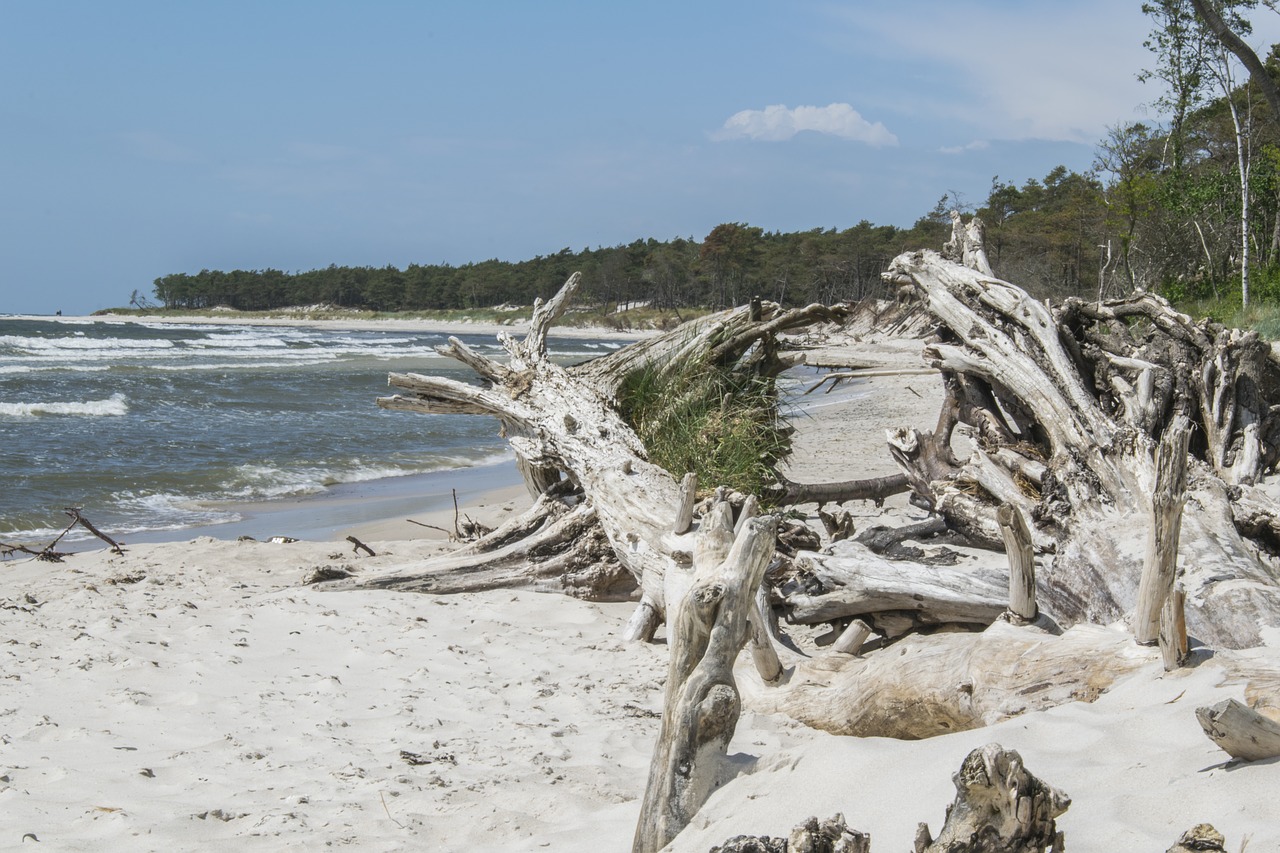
[1134,417,1190,645]
[779,540,1009,633]
[634,508,778,853]
[774,471,910,506]
[997,504,1036,623]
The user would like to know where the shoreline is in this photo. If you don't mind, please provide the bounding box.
[115,457,531,549]
[4,311,660,341]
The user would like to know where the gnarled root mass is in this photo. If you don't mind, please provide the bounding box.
[708,744,1066,853]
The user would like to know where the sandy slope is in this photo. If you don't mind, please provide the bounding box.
[3,332,1279,851]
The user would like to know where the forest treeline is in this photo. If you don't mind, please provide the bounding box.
[150,3,1280,315]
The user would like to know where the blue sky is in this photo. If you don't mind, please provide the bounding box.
[3,1,1277,314]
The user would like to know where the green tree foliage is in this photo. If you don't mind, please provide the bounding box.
[148,2,1280,316]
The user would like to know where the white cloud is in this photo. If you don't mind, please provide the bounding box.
[822,2,1187,143]
[939,139,990,155]
[714,103,898,146]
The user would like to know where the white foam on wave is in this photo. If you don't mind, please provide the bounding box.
[0,392,129,418]
[222,451,515,500]
[0,334,175,352]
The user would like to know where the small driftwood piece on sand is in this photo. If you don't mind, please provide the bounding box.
[1195,698,1280,761]
[915,744,1068,853]
[345,535,376,557]
[633,502,778,853]
[2,509,124,562]
[1167,824,1229,853]
[708,744,1066,853]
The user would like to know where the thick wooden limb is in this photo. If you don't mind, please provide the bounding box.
[916,744,1068,853]
[1160,587,1189,671]
[634,511,779,853]
[775,471,910,506]
[575,300,844,399]
[779,540,1008,631]
[1195,698,1280,762]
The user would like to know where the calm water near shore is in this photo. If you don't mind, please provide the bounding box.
[0,316,622,545]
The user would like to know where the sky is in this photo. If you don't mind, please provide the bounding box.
[4,1,1280,315]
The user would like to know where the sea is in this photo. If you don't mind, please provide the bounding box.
[0,316,625,547]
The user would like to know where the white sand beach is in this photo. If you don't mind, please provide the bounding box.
[3,329,1279,852]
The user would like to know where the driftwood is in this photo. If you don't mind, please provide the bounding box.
[1,509,124,562]
[744,620,1152,739]
[708,744,1065,853]
[997,505,1036,623]
[1195,698,1280,761]
[711,814,869,853]
[1167,824,1229,853]
[877,217,1280,649]
[915,744,1067,853]
[778,540,1009,638]
[331,273,840,642]
[633,504,778,853]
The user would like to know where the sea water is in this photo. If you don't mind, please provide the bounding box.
[0,316,622,545]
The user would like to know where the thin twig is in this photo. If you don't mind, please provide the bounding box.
[380,791,406,830]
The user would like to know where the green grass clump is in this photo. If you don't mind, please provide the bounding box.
[616,358,789,499]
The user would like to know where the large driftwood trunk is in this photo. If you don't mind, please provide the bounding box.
[337,273,840,642]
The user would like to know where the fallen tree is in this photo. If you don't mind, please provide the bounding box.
[778,215,1280,651]
[329,273,843,641]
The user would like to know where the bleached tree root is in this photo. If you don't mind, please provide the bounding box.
[880,232,1280,650]
[352,273,845,637]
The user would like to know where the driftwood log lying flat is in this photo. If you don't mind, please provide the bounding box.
[743,620,1154,739]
